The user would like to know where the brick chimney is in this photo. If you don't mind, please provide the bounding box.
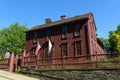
[45,18,52,23]
[60,15,66,20]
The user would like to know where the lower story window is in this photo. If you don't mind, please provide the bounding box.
[75,41,82,56]
[62,43,68,56]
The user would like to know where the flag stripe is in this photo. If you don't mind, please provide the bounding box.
[36,41,41,55]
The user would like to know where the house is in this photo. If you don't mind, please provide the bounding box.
[21,13,105,70]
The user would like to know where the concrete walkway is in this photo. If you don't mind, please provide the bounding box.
[0,69,39,80]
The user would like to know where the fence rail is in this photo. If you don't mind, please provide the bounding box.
[23,56,37,67]
[22,53,120,70]
[0,58,9,68]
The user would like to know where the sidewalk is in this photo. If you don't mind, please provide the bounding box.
[0,69,39,80]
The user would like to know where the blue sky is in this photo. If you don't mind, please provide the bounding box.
[0,0,120,38]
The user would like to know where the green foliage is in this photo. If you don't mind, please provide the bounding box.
[0,47,5,59]
[0,53,5,59]
[100,24,120,52]
[99,38,110,53]
[109,24,120,52]
[0,22,28,55]
[99,54,120,67]
[99,38,110,46]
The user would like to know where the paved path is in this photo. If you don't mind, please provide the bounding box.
[0,69,39,80]
[0,75,10,80]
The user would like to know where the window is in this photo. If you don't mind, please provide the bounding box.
[31,32,38,55]
[75,41,82,56]
[45,48,52,64]
[45,48,51,58]
[47,30,51,37]
[46,30,51,41]
[74,24,80,37]
[62,43,68,56]
[62,26,67,39]
[32,39,37,44]
[32,32,38,44]
[34,32,38,39]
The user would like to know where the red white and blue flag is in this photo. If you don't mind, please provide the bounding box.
[35,41,41,55]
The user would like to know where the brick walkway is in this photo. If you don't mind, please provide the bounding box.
[0,69,39,80]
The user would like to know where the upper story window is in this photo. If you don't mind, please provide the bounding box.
[32,32,38,55]
[47,30,51,37]
[74,24,80,37]
[46,30,51,41]
[62,43,68,57]
[33,32,38,43]
[62,26,67,39]
[74,41,82,56]
[34,32,38,39]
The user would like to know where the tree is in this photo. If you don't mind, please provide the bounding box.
[0,22,28,55]
[99,38,110,46]
[109,24,120,52]
[99,38,110,53]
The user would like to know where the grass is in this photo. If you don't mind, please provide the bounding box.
[98,55,120,68]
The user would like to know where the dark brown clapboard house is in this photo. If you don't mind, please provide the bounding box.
[21,13,105,70]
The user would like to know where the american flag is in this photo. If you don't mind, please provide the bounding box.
[35,41,41,55]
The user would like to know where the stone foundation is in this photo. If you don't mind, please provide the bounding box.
[21,67,120,80]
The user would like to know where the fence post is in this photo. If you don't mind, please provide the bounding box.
[95,52,98,68]
[9,51,15,72]
[62,54,64,69]
[21,49,26,67]
[14,55,18,71]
